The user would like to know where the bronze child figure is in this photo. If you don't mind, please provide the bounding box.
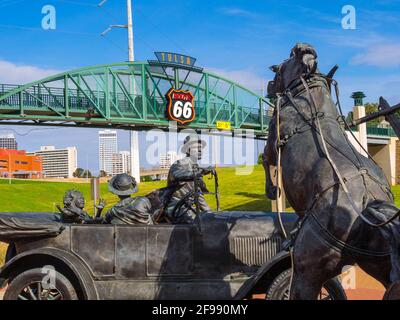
[57,190,105,224]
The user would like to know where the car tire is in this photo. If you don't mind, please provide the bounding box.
[4,268,78,300]
[266,269,347,300]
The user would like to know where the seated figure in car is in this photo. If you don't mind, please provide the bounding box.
[103,173,154,225]
[57,190,105,224]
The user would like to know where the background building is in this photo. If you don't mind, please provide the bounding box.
[0,133,17,150]
[0,149,42,178]
[99,130,118,176]
[28,146,77,178]
[159,151,183,169]
[111,151,131,175]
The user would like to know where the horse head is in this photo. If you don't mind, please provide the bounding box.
[267,42,318,98]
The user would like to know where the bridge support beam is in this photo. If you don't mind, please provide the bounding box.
[130,131,141,183]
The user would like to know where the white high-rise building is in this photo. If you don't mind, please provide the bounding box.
[99,130,118,176]
[160,151,183,169]
[28,146,77,178]
[120,151,131,174]
[111,151,131,175]
[0,133,17,150]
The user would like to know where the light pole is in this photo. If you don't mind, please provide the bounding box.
[8,151,11,185]
[126,0,134,62]
[99,0,141,183]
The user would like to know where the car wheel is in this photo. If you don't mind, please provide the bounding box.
[3,268,78,300]
[266,269,347,300]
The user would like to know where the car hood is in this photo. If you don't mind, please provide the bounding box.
[198,211,298,238]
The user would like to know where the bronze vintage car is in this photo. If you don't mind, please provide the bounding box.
[0,209,346,300]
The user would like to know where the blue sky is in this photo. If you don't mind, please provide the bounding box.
[0,0,400,172]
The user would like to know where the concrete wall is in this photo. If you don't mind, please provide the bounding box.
[346,130,365,155]
[368,139,397,186]
[352,106,368,157]
[347,105,398,186]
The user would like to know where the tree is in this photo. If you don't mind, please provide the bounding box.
[346,111,353,124]
[257,153,264,165]
[73,168,84,178]
[73,168,92,178]
[99,170,108,177]
[346,102,383,126]
[82,170,92,178]
[364,102,382,125]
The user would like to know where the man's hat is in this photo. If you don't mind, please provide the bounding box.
[108,173,138,196]
[181,134,206,154]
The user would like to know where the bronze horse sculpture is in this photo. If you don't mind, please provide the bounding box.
[263,43,400,299]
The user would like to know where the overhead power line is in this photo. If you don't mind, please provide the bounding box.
[53,0,97,7]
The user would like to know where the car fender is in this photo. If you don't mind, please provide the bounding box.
[234,250,291,299]
[0,247,98,300]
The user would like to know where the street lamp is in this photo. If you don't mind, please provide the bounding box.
[100,25,127,37]
[98,0,134,62]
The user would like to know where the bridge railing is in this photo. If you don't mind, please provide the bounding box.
[0,62,271,136]
[366,126,397,137]
[351,124,397,137]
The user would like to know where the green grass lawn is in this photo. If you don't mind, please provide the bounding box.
[1,164,400,213]
[0,165,273,214]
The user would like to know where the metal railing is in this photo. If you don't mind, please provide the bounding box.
[0,62,272,136]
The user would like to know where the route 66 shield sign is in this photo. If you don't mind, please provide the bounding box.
[166,88,195,124]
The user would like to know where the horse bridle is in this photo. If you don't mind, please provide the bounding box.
[275,72,400,228]
[272,73,399,258]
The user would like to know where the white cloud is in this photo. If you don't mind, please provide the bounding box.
[0,60,61,84]
[351,44,400,67]
[218,7,258,18]
[206,67,266,94]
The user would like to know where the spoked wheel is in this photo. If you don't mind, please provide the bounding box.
[18,281,63,300]
[4,268,78,300]
[266,269,347,300]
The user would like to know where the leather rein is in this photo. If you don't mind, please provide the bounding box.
[274,73,399,257]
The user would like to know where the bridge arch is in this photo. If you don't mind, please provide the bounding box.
[0,61,271,137]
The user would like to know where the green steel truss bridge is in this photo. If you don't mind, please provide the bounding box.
[0,61,272,137]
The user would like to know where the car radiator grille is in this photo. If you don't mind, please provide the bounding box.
[230,236,282,266]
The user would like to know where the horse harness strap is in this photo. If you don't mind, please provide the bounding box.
[308,168,370,210]
[279,75,400,228]
[277,112,337,148]
[286,168,392,257]
[307,212,391,258]
[282,84,391,199]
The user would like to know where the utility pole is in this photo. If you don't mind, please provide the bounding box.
[126,0,140,184]
[127,0,134,62]
[100,0,141,183]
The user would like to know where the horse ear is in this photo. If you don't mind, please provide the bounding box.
[269,65,279,73]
